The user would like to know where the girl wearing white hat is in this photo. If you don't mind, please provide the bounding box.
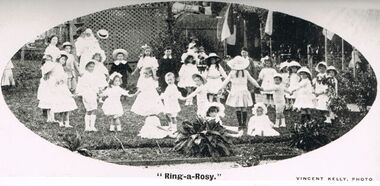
[132,45,159,89]
[178,52,199,105]
[312,61,330,122]
[50,52,78,128]
[285,61,301,109]
[247,103,280,137]
[61,42,80,92]
[258,57,277,106]
[290,67,315,123]
[37,55,58,123]
[261,73,291,127]
[326,66,339,123]
[101,72,135,131]
[220,56,262,133]
[184,73,209,116]
[204,53,227,103]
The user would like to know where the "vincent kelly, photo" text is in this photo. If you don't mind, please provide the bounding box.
[296,176,373,182]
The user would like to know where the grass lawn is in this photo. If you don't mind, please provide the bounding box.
[1,59,365,165]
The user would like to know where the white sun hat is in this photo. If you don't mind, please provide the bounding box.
[227,56,250,70]
[96,29,109,39]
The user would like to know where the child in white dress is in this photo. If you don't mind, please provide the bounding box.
[279,62,290,109]
[102,72,134,131]
[204,53,227,103]
[258,58,277,106]
[222,56,261,133]
[51,53,78,128]
[130,67,164,116]
[326,66,339,123]
[184,73,209,116]
[178,52,199,105]
[160,72,186,134]
[312,62,330,122]
[285,61,301,109]
[1,60,16,89]
[262,73,290,128]
[247,103,280,136]
[132,45,159,88]
[290,67,315,123]
[37,55,57,122]
[61,42,79,92]
[76,60,104,131]
[92,52,109,90]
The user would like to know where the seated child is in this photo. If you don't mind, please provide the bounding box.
[247,103,280,137]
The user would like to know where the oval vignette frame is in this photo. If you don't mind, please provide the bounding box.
[3,0,377,169]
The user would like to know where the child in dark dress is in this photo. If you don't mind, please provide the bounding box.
[109,49,132,89]
[156,46,181,92]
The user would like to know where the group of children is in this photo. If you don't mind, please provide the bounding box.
[36,29,339,139]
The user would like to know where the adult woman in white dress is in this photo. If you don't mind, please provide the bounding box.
[75,28,106,75]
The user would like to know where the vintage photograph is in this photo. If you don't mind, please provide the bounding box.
[0,1,377,168]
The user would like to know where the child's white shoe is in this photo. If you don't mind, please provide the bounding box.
[64,121,73,128]
[116,125,122,131]
[280,118,286,127]
[324,117,332,123]
[274,119,280,128]
[109,125,115,132]
[58,121,65,127]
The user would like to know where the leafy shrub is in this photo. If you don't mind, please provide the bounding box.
[289,110,330,151]
[173,117,233,160]
[338,67,377,107]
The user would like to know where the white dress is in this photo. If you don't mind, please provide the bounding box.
[138,116,169,139]
[178,64,198,88]
[76,72,102,111]
[44,45,61,61]
[1,61,15,86]
[102,86,129,116]
[93,62,109,89]
[205,64,227,94]
[50,64,77,113]
[161,84,182,116]
[37,61,57,109]
[286,73,300,99]
[131,77,164,116]
[292,79,315,109]
[136,56,158,88]
[247,115,280,136]
[76,37,106,73]
[313,75,329,111]
[187,85,209,116]
[223,70,259,108]
[258,68,277,95]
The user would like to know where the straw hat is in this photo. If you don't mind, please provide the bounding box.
[252,102,268,115]
[181,51,197,63]
[326,66,338,74]
[61,42,73,48]
[287,61,301,69]
[273,73,283,80]
[58,51,69,59]
[279,62,289,71]
[203,102,225,118]
[109,72,123,81]
[227,56,250,70]
[205,53,221,62]
[315,61,328,72]
[96,29,109,39]
[112,49,128,59]
[192,73,207,84]
[297,67,312,76]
